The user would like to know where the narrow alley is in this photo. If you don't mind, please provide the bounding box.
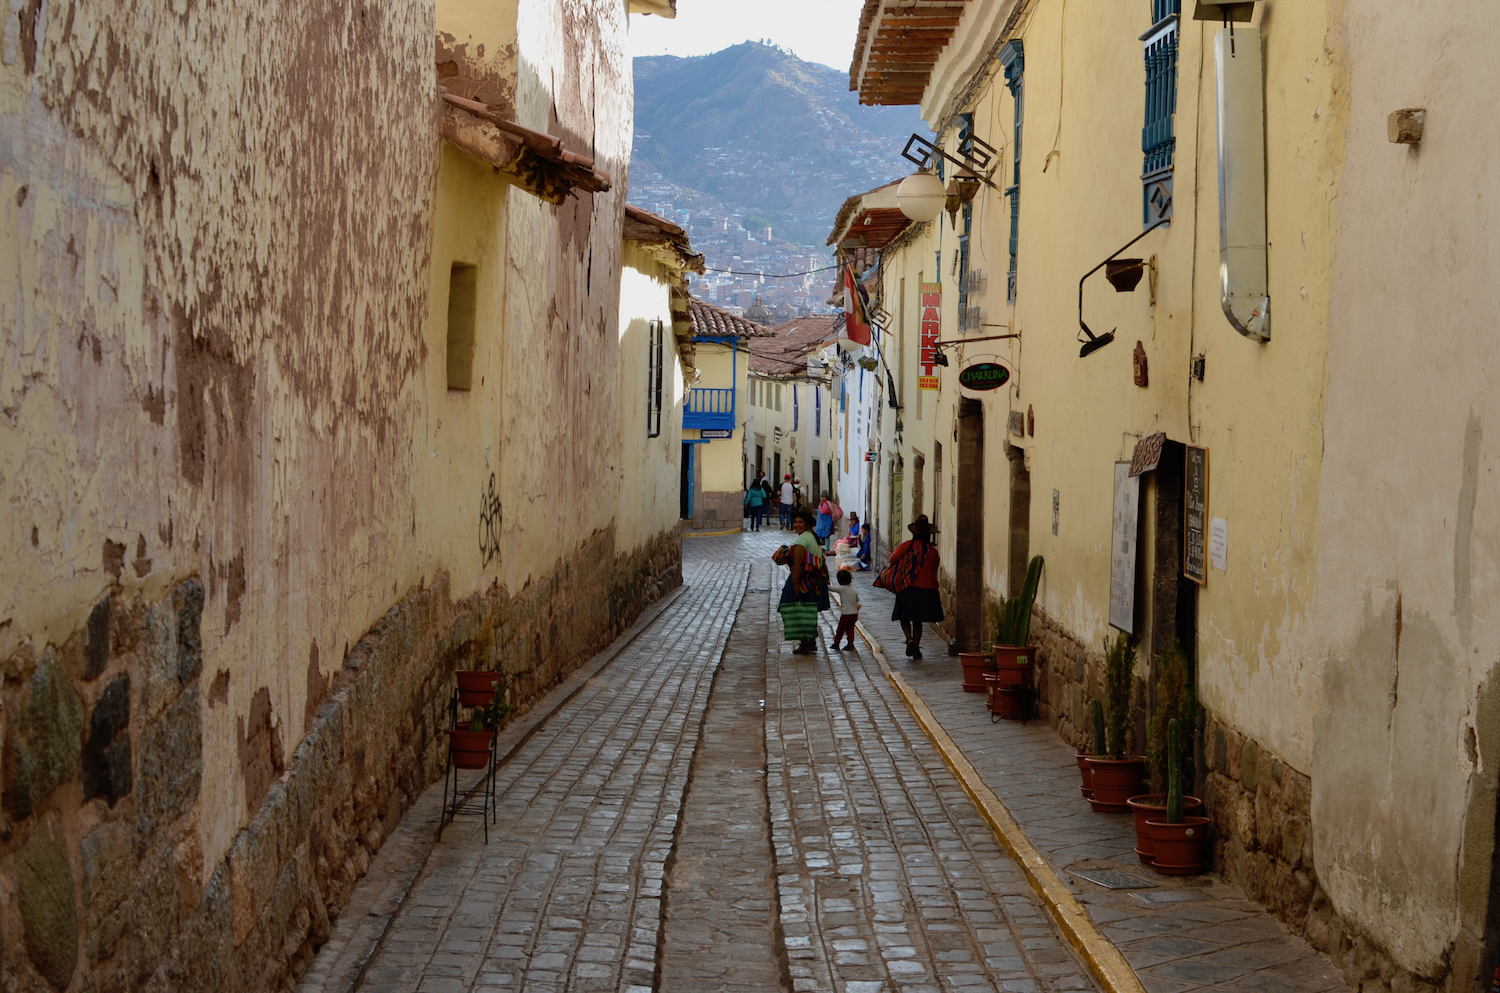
[298,532,1098,993]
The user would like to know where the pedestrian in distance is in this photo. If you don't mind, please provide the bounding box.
[760,473,776,507]
[744,477,766,531]
[857,522,872,571]
[815,495,835,551]
[774,508,830,655]
[831,569,861,651]
[846,511,860,540]
[881,515,943,660]
[779,473,795,530]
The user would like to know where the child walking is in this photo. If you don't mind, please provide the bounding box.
[831,569,861,650]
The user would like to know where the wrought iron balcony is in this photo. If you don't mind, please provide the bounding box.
[683,387,735,431]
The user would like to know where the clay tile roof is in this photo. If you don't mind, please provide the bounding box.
[849,0,972,106]
[688,297,776,339]
[748,315,847,375]
[623,205,705,272]
[438,89,612,202]
[827,179,911,249]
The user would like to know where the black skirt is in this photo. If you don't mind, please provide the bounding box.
[892,586,944,623]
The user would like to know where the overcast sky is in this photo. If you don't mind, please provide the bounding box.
[628,1,865,73]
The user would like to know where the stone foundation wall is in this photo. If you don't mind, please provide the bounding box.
[1031,608,1110,752]
[694,491,745,531]
[0,527,681,993]
[1029,607,1448,993]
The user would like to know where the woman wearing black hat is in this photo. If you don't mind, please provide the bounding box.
[889,515,943,659]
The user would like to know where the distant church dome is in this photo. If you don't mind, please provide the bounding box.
[745,297,773,326]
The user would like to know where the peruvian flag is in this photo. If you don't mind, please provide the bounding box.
[842,264,872,347]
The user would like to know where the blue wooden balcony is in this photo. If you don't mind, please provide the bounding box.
[683,387,735,431]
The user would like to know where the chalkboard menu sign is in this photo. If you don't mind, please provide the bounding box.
[1184,445,1209,585]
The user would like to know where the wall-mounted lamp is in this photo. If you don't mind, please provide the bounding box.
[896,169,947,222]
[1078,219,1170,358]
[896,133,999,222]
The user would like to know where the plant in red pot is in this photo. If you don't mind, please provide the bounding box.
[1147,719,1210,874]
[987,556,1043,718]
[1085,633,1145,811]
[1076,699,1105,800]
[959,650,994,693]
[1129,642,1203,861]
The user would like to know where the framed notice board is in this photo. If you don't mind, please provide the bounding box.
[1109,462,1140,633]
[1183,445,1209,585]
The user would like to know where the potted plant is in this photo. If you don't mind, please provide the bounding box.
[447,697,514,762]
[993,556,1044,681]
[1127,641,1204,860]
[1076,699,1104,800]
[1085,633,1146,811]
[1146,719,1211,874]
[455,669,501,707]
[959,643,994,693]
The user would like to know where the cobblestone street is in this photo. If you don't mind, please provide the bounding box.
[300,531,1097,993]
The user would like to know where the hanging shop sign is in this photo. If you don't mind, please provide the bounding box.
[957,359,1012,393]
[865,451,878,462]
[1183,445,1209,585]
[919,281,941,391]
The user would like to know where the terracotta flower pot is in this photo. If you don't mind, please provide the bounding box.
[993,645,1037,687]
[1084,756,1146,812]
[1126,794,1204,864]
[984,677,1028,719]
[446,728,496,770]
[1075,753,1095,801]
[1146,815,1212,875]
[959,651,994,693]
[455,670,500,707]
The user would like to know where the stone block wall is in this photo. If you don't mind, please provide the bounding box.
[0,526,681,993]
[694,491,745,531]
[1028,606,1448,993]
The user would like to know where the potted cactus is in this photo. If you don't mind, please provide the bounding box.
[1146,719,1211,874]
[1086,633,1146,811]
[993,556,1044,678]
[1076,699,1105,800]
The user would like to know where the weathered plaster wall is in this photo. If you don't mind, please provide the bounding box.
[1,0,677,990]
[1309,0,1500,982]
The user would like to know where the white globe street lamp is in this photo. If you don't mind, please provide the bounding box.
[896,169,947,223]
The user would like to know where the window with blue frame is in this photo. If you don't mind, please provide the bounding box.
[1141,0,1180,225]
[1000,41,1024,304]
[793,385,799,431]
[956,114,975,329]
[815,387,822,436]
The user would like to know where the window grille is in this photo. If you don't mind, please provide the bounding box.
[646,319,664,438]
[1142,1,1180,224]
[793,385,799,431]
[1000,41,1025,303]
[815,387,822,436]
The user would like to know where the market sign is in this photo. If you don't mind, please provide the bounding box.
[958,361,1011,392]
[919,281,941,391]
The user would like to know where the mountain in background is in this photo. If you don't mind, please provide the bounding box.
[630,42,926,246]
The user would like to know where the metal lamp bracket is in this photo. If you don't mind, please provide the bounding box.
[902,134,1001,190]
[1078,218,1170,357]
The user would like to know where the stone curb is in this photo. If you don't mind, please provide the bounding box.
[682,527,743,538]
[327,581,692,993]
[855,620,1148,993]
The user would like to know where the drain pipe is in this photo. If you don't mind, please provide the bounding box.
[1215,25,1270,341]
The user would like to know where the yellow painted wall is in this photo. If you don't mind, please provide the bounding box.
[617,248,688,552]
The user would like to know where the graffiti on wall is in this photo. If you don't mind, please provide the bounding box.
[478,473,502,567]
